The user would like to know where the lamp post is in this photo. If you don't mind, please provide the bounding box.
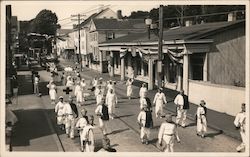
[145,18,152,40]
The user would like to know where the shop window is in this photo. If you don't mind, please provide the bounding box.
[190,53,205,80]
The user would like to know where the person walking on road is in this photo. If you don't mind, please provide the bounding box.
[174,90,187,128]
[95,98,109,135]
[95,85,103,105]
[140,92,148,110]
[74,81,83,106]
[126,78,134,100]
[139,83,147,98]
[80,78,87,101]
[47,80,57,105]
[91,76,98,92]
[76,109,95,152]
[55,96,65,130]
[66,76,74,87]
[33,73,40,96]
[137,104,153,145]
[153,88,167,118]
[105,89,117,119]
[63,96,78,139]
[196,100,207,138]
[234,103,246,152]
[158,114,180,152]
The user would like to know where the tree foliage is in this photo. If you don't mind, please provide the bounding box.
[127,5,245,28]
[30,9,60,35]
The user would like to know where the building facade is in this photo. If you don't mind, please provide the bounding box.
[99,19,246,116]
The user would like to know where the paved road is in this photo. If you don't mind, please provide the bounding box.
[11,64,241,152]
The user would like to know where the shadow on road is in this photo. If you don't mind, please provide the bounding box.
[206,130,223,138]
[115,114,134,119]
[12,108,56,147]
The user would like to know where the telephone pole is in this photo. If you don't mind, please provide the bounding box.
[71,14,85,71]
[157,5,163,88]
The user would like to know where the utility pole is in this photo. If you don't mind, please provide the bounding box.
[71,14,85,71]
[157,5,163,88]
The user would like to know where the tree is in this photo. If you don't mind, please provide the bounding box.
[30,9,60,35]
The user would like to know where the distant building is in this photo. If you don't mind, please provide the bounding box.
[99,17,245,116]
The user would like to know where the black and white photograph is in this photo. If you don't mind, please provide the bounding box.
[0,0,249,156]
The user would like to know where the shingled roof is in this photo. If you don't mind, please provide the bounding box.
[92,18,146,30]
[100,20,245,44]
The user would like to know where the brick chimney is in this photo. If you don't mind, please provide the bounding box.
[117,10,123,19]
[228,12,237,22]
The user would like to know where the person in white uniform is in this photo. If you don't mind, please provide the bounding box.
[139,83,147,98]
[66,76,74,87]
[158,114,180,152]
[174,90,186,127]
[234,103,246,152]
[95,98,109,135]
[47,80,57,105]
[140,92,148,110]
[105,89,117,119]
[55,96,65,130]
[80,78,87,101]
[95,85,103,105]
[74,81,83,106]
[34,74,40,96]
[126,78,134,100]
[196,100,207,138]
[106,80,115,96]
[76,109,95,152]
[63,96,78,139]
[153,88,167,118]
[137,104,153,145]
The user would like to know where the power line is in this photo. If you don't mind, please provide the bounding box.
[155,9,245,22]
[58,4,110,22]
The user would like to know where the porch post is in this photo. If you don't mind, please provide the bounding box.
[183,48,189,95]
[121,55,125,81]
[110,51,114,77]
[141,60,144,76]
[203,53,208,81]
[148,58,154,90]
[128,53,132,78]
[177,65,182,91]
[99,50,103,73]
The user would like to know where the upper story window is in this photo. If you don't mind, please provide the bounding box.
[106,32,115,40]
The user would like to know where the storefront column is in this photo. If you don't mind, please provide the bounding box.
[121,56,125,81]
[128,53,133,78]
[183,48,189,95]
[141,60,144,76]
[110,51,114,77]
[99,50,103,73]
[177,65,182,91]
[148,58,154,90]
[203,53,208,81]
[154,62,158,86]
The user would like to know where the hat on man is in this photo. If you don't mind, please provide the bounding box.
[68,95,73,101]
[81,108,87,116]
[59,96,63,99]
[200,100,206,106]
[165,114,173,123]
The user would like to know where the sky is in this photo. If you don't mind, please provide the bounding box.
[3,1,161,29]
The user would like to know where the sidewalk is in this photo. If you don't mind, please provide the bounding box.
[9,70,63,151]
[58,58,241,140]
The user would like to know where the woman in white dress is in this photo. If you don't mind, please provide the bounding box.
[126,78,134,99]
[66,76,74,87]
[47,80,57,104]
[80,78,87,101]
[75,81,83,106]
[105,89,117,119]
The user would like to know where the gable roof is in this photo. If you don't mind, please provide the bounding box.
[91,18,146,31]
[79,8,111,28]
[100,20,245,44]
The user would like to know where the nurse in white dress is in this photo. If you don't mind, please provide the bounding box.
[47,80,57,104]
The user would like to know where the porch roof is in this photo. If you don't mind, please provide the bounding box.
[99,20,244,46]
